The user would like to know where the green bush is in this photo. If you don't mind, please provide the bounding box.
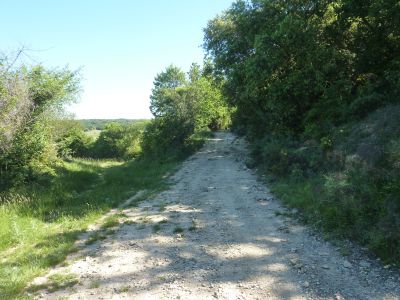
[142,64,231,158]
[252,135,324,178]
[0,62,80,190]
[269,105,400,263]
[91,122,145,159]
[56,122,94,158]
[141,117,195,159]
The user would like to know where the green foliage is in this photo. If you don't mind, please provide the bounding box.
[252,135,324,178]
[204,0,400,138]
[143,64,231,158]
[0,60,80,190]
[265,105,400,263]
[55,120,149,160]
[203,0,400,263]
[150,65,187,118]
[55,120,94,158]
[91,121,146,159]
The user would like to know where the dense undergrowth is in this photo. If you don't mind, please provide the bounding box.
[250,104,400,264]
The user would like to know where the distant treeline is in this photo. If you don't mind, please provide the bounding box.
[78,119,150,131]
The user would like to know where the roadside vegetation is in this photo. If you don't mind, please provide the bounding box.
[1,0,399,296]
[0,53,229,298]
[204,0,400,264]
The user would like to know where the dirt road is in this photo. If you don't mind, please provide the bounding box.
[35,132,399,299]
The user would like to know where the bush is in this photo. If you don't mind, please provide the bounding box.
[53,120,93,158]
[268,105,400,263]
[252,135,324,178]
[141,117,195,159]
[142,64,231,159]
[90,122,145,159]
[0,62,80,190]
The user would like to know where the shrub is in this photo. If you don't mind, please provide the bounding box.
[0,61,80,190]
[90,122,145,159]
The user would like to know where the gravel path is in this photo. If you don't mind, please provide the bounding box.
[34,132,400,299]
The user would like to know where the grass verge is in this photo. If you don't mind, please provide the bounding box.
[0,157,180,299]
[268,173,400,265]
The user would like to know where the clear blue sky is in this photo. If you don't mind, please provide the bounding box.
[0,1,233,119]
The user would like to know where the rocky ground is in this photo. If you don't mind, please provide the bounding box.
[32,132,400,299]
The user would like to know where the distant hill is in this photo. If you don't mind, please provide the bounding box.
[78,119,150,130]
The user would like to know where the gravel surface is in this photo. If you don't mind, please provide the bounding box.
[32,132,400,300]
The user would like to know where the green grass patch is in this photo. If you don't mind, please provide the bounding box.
[152,224,161,233]
[89,280,100,289]
[28,272,79,293]
[85,231,108,245]
[270,173,400,265]
[0,156,181,299]
[116,285,130,293]
[100,215,121,229]
[188,220,197,231]
[173,226,184,234]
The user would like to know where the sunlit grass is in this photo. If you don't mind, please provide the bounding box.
[0,157,180,299]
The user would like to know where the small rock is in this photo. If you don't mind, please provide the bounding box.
[213,291,219,298]
[343,261,352,268]
[322,265,330,269]
[289,258,299,266]
[303,281,310,288]
[335,292,345,300]
[289,258,303,269]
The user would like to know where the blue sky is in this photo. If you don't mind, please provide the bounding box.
[1,1,233,119]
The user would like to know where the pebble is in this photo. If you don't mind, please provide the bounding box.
[343,261,352,268]
[289,258,299,266]
[322,265,330,269]
[335,292,345,300]
[303,281,310,288]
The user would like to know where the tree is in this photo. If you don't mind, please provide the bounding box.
[203,0,400,138]
[0,58,80,189]
[142,64,231,157]
[149,65,187,117]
